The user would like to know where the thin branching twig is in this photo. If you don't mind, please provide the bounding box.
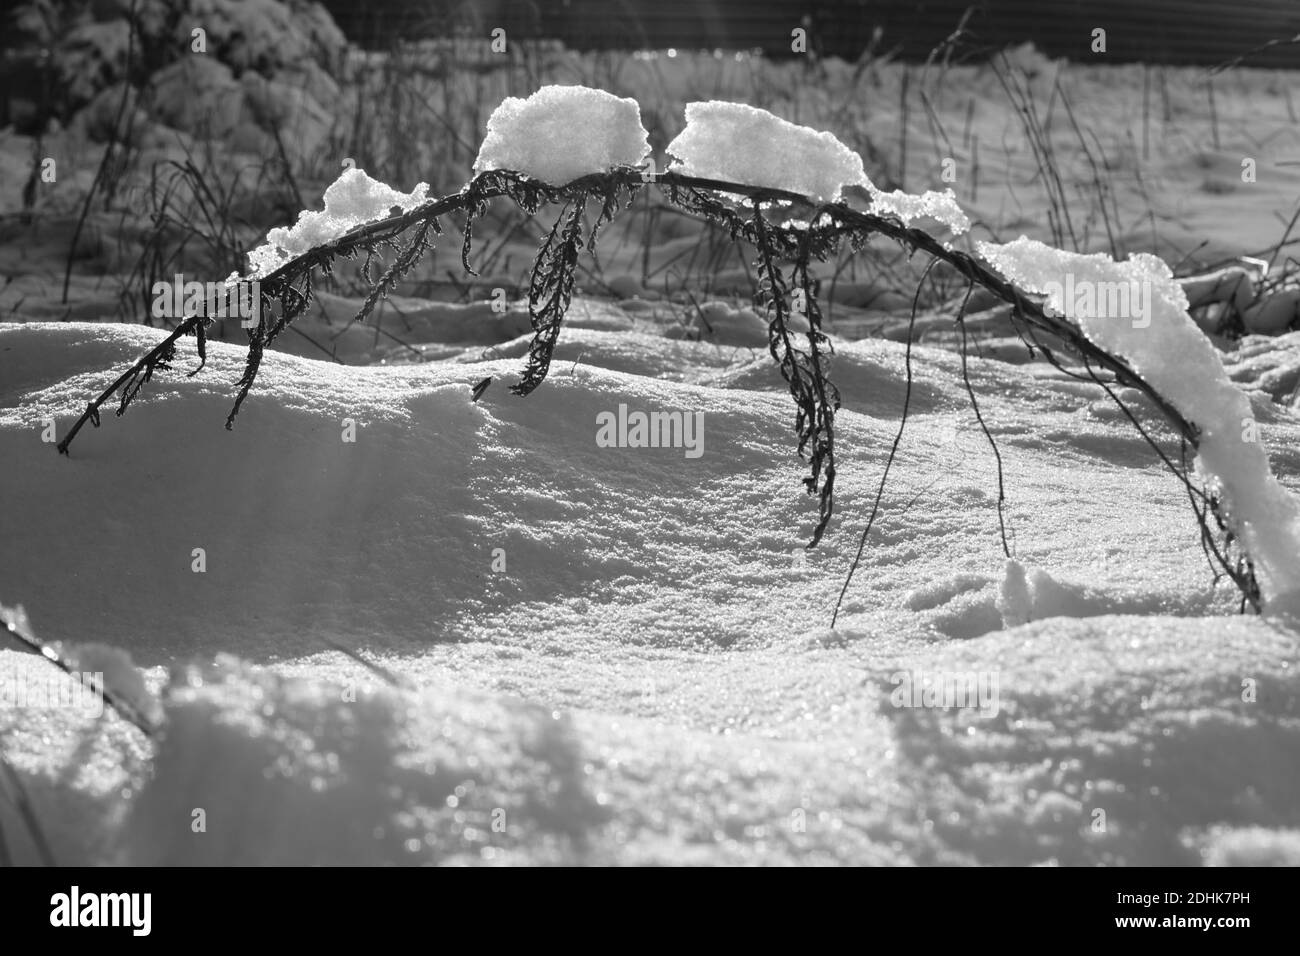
[955,280,1011,557]
[833,259,935,627]
[48,167,1263,614]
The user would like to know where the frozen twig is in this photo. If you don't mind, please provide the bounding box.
[48,167,1258,611]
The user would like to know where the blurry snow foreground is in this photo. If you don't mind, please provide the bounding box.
[236,84,1300,611]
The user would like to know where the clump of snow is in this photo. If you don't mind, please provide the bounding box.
[868,186,970,235]
[472,85,650,186]
[666,101,872,203]
[993,560,1120,629]
[245,168,430,279]
[996,559,1033,627]
[978,236,1300,607]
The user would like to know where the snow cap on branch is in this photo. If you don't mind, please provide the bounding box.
[665,101,872,203]
[979,236,1300,608]
[868,186,970,235]
[245,168,430,279]
[472,85,651,186]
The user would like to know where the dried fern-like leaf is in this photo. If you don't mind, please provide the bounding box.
[117,337,177,416]
[513,195,587,397]
[225,310,267,430]
[352,219,439,327]
[751,204,841,546]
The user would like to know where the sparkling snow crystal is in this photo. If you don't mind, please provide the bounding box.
[666,101,871,203]
[472,85,650,186]
[979,236,1300,607]
[245,168,430,278]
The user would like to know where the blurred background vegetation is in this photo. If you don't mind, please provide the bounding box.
[1,0,1297,352]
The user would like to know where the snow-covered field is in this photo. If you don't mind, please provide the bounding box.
[3,305,1300,864]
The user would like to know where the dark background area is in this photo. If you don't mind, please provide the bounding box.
[322,0,1300,67]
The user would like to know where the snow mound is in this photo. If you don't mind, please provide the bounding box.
[994,560,1132,629]
[978,236,1300,608]
[905,572,990,612]
[472,85,650,186]
[663,300,792,348]
[666,101,872,203]
[245,168,430,279]
[997,559,1033,628]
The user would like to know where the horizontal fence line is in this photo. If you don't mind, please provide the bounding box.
[322,0,1300,68]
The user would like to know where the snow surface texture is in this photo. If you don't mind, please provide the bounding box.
[666,101,871,203]
[3,320,1300,865]
[243,168,430,279]
[472,85,650,186]
[978,237,1300,610]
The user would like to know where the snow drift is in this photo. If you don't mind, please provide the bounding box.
[2,317,1299,865]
